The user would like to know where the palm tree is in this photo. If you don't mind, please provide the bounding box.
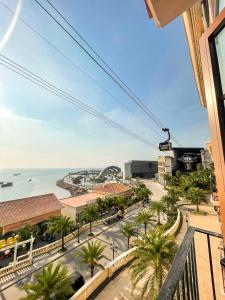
[20,263,73,300]
[17,224,32,242]
[132,183,152,206]
[121,222,136,250]
[160,193,179,213]
[186,187,209,212]
[47,216,75,251]
[81,204,100,236]
[135,210,155,234]
[150,201,166,224]
[77,240,106,277]
[131,227,177,299]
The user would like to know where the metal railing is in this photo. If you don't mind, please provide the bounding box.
[157,226,222,300]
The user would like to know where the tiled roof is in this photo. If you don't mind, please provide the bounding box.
[0,194,62,226]
[93,183,131,195]
[61,193,103,208]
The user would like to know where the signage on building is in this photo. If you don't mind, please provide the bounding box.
[0,235,19,250]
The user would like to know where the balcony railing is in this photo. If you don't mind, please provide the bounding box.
[157,226,223,300]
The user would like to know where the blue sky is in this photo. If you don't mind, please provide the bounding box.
[0,0,209,168]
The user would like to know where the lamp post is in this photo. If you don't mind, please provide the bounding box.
[209,174,214,201]
[185,213,189,230]
[76,224,81,243]
[136,226,139,238]
[110,243,118,260]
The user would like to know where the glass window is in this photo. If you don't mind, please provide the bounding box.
[215,26,225,95]
[219,0,225,13]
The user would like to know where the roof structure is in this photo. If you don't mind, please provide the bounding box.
[61,193,103,208]
[93,183,131,195]
[0,194,62,226]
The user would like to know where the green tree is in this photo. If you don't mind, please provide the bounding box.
[186,187,209,212]
[160,193,179,213]
[150,201,166,224]
[17,224,32,242]
[81,204,99,235]
[20,263,73,300]
[132,183,152,206]
[131,227,177,299]
[77,240,106,277]
[47,216,75,251]
[135,210,155,234]
[96,197,107,218]
[121,222,136,250]
[115,196,127,217]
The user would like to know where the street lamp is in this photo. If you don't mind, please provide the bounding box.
[110,243,118,260]
[75,223,81,243]
[136,226,139,238]
[185,213,189,230]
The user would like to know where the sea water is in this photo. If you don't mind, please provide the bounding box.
[0,168,79,202]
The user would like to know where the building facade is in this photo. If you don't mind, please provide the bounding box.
[172,147,204,172]
[158,156,174,185]
[201,148,214,169]
[145,0,225,241]
[0,194,62,235]
[61,183,131,222]
[124,160,158,179]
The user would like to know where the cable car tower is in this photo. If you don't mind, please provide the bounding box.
[159,128,172,151]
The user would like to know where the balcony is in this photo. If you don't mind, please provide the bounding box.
[157,226,223,300]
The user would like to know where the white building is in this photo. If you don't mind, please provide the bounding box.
[158,156,174,186]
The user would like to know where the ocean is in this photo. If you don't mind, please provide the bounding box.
[0,168,81,202]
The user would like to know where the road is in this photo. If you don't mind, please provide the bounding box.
[0,181,165,300]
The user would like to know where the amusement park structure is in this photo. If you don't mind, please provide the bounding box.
[64,166,122,191]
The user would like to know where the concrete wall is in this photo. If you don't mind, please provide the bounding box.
[61,205,76,221]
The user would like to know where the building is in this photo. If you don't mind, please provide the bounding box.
[61,193,103,222]
[201,147,214,169]
[93,183,131,196]
[124,160,158,179]
[144,0,225,297]
[158,156,174,185]
[0,194,62,235]
[61,183,131,221]
[172,147,203,172]
[158,148,204,186]
[145,0,225,240]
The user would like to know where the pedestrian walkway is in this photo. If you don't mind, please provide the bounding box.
[94,203,221,300]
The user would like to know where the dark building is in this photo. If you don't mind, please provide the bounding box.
[172,147,204,173]
[124,160,158,179]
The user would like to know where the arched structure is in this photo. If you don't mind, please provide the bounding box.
[95,166,121,180]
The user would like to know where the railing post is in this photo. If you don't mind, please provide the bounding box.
[192,239,200,300]
[207,234,217,300]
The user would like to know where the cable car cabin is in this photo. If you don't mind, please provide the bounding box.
[159,141,172,151]
[159,128,172,151]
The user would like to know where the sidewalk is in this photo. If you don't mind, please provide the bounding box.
[178,204,222,300]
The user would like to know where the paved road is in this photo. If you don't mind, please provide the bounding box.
[0,181,165,300]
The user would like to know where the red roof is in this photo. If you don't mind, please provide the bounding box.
[0,194,62,226]
[93,183,131,195]
[61,193,103,208]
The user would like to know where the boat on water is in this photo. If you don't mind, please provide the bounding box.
[1,182,13,188]
[27,178,32,181]
[13,173,21,176]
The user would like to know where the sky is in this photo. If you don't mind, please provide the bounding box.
[0,0,210,169]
